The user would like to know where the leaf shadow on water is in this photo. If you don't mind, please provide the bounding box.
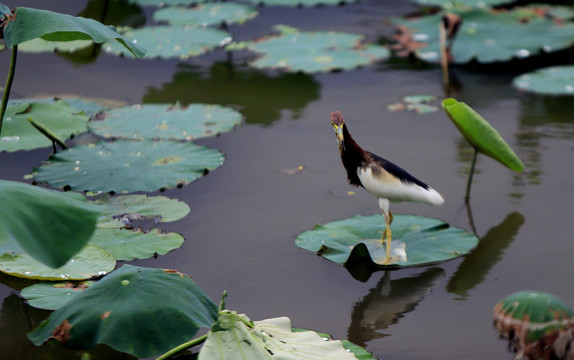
[346,267,445,348]
[142,62,320,125]
[447,211,525,299]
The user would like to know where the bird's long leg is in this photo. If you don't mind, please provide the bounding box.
[378,198,393,262]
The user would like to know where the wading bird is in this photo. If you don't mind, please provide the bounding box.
[330,111,444,264]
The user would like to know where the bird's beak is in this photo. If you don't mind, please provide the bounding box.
[331,122,345,150]
[331,122,344,142]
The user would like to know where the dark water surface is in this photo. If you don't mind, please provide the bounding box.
[1,1,574,359]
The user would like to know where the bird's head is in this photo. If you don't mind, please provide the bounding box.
[330,111,345,146]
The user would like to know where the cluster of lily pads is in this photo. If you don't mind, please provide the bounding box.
[392,0,574,95]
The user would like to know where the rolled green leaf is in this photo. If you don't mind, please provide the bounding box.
[442,98,524,172]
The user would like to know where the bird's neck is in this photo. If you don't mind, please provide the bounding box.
[340,124,369,187]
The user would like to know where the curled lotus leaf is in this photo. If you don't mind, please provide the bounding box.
[442,98,524,172]
[246,25,389,73]
[32,139,225,193]
[103,26,231,59]
[391,8,574,64]
[494,291,574,359]
[295,214,478,267]
[89,103,242,141]
[153,3,258,27]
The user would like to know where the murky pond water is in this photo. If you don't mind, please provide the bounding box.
[1,1,574,359]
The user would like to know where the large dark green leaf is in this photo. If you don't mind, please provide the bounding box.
[89,103,242,141]
[295,214,478,267]
[3,7,145,57]
[442,98,524,172]
[32,139,225,193]
[28,265,219,358]
[0,180,100,268]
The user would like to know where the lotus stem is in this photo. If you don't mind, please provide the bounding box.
[0,45,18,135]
[465,147,478,203]
[155,334,208,360]
[27,117,68,150]
[439,20,449,87]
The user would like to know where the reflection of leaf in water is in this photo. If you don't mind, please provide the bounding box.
[143,62,320,125]
[348,268,444,347]
[447,212,524,298]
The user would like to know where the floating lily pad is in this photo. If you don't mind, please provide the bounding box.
[442,98,524,172]
[294,214,478,267]
[199,312,362,360]
[0,245,115,280]
[391,8,574,64]
[153,3,258,27]
[89,103,242,141]
[88,229,183,261]
[0,100,89,152]
[93,194,190,227]
[243,0,359,6]
[127,0,211,6]
[32,139,224,193]
[388,95,439,114]
[21,281,94,310]
[29,265,219,358]
[413,0,513,8]
[494,291,574,359]
[246,25,389,73]
[103,26,231,59]
[18,38,93,53]
[513,66,574,95]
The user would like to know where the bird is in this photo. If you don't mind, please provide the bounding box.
[330,110,444,264]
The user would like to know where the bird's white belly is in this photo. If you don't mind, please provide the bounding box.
[357,167,444,205]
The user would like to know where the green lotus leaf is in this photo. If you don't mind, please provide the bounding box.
[391,8,574,64]
[199,312,364,360]
[28,265,219,358]
[413,0,512,8]
[246,26,389,73]
[21,281,94,310]
[0,245,115,280]
[243,0,359,6]
[442,98,524,172]
[103,26,230,59]
[32,139,225,193]
[127,0,211,5]
[88,228,183,261]
[153,3,258,27]
[494,291,574,343]
[0,100,89,152]
[18,38,93,53]
[3,7,145,57]
[513,66,574,95]
[0,180,101,269]
[295,214,478,267]
[93,194,190,228]
[89,103,242,141]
